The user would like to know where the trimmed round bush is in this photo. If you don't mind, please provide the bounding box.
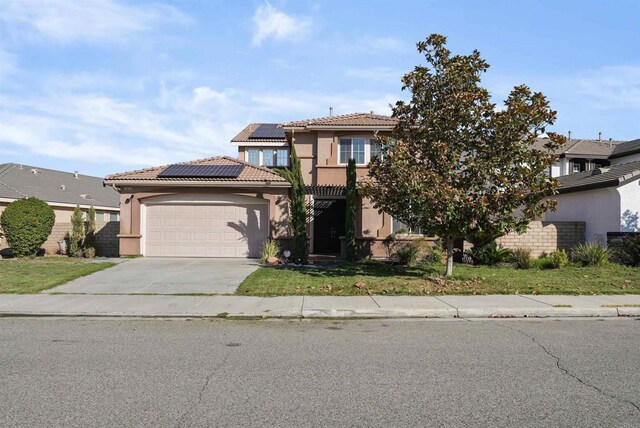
[0,197,55,257]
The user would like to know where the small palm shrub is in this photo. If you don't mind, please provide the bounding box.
[511,248,532,269]
[611,234,640,267]
[394,242,421,266]
[550,249,569,269]
[382,233,403,260]
[0,197,55,257]
[259,240,280,264]
[466,241,512,266]
[571,242,610,267]
[423,240,446,264]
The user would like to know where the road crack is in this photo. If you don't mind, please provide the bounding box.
[176,352,232,427]
[495,321,640,416]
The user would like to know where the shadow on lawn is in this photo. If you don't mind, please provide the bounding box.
[268,260,426,279]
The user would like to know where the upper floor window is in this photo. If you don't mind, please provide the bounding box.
[248,149,260,165]
[276,149,288,166]
[339,138,377,165]
[246,148,288,167]
[263,149,275,167]
[370,140,382,161]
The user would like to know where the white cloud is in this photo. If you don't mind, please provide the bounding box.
[0,0,190,44]
[0,49,17,77]
[0,73,401,176]
[576,65,640,109]
[252,1,311,47]
[345,67,403,82]
[251,91,397,117]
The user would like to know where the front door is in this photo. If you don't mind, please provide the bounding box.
[313,199,346,254]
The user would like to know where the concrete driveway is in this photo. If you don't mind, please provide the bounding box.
[47,258,258,295]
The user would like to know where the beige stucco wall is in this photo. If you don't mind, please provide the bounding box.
[117,186,290,256]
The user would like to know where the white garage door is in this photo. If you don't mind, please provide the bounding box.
[144,201,268,258]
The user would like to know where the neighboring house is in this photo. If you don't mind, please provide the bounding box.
[107,113,400,258]
[0,163,120,255]
[544,138,640,241]
[532,135,624,177]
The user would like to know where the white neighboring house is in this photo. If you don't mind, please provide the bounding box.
[532,134,624,177]
[544,138,640,242]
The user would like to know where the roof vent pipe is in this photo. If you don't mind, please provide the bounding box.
[74,171,79,179]
[329,106,333,117]
[598,131,602,141]
[60,185,65,191]
[568,131,571,140]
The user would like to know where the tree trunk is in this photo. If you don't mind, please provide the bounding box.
[445,238,454,277]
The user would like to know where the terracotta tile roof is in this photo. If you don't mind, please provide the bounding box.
[231,123,286,143]
[557,159,640,193]
[284,112,398,128]
[610,138,640,159]
[105,156,288,183]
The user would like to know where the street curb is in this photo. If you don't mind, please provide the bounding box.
[0,307,634,319]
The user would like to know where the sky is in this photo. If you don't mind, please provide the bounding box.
[1,0,639,178]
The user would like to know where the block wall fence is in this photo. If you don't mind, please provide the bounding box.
[495,221,586,257]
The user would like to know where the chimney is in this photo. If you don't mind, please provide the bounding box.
[329,106,333,117]
[370,110,374,114]
[74,171,79,179]
[598,132,602,141]
[568,131,572,140]
[609,137,613,147]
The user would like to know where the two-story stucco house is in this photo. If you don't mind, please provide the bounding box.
[106,112,401,258]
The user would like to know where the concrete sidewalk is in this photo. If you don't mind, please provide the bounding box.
[1,293,639,318]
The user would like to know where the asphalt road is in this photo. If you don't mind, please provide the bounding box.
[1,318,639,427]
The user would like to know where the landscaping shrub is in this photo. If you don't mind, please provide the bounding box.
[0,197,54,257]
[571,242,610,267]
[69,206,85,258]
[465,241,512,266]
[533,256,555,270]
[550,249,569,269]
[382,233,402,260]
[611,234,640,267]
[84,206,97,258]
[394,241,421,266]
[344,158,357,261]
[423,240,446,264]
[511,248,532,269]
[259,240,280,264]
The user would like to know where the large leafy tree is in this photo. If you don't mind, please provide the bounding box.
[364,34,564,276]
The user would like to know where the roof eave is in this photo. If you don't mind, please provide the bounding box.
[557,178,621,194]
[230,141,288,147]
[610,147,640,159]
[103,179,290,188]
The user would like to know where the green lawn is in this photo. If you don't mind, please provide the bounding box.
[236,259,640,296]
[0,257,115,294]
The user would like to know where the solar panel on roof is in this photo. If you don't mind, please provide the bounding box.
[158,164,245,178]
[249,124,285,139]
